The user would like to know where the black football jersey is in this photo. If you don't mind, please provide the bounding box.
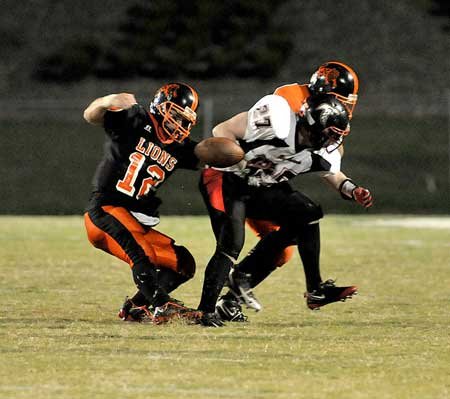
[89,104,199,214]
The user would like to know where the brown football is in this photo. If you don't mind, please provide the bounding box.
[194,137,245,167]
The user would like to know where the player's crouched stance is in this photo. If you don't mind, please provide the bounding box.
[83,83,203,325]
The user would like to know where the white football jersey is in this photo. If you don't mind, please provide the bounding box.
[217,95,341,186]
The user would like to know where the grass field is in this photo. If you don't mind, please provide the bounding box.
[1,215,449,399]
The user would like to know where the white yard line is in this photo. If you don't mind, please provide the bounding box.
[354,216,450,230]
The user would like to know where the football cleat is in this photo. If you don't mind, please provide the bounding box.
[215,295,248,322]
[152,300,202,325]
[228,269,262,312]
[197,312,225,327]
[304,279,358,310]
[118,296,153,322]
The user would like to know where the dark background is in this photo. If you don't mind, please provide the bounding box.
[1,0,449,215]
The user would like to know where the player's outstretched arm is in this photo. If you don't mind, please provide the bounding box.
[212,111,248,140]
[83,93,137,126]
[322,171,373,208]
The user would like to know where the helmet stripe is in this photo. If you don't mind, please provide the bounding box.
[326,60,359,95]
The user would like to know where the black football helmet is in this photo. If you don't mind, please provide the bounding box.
[309,61,358,117]
[300,95,350,152]
[149,82,199,144]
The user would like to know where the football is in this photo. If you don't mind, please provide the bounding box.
[194,137,245,167]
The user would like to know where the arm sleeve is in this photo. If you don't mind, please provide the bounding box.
[312,147,342,175]
[103,104,143,139]
[178,139,200,170]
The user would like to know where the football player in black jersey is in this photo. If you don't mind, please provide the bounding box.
[83,83,203,324]
[197,90,373,327]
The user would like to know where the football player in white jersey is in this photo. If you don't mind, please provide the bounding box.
[240,61,361,283]
[197,91,372,326]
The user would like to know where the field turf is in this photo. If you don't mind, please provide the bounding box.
[1,215,449,399]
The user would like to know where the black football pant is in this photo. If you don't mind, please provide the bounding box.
[198,169,323,312]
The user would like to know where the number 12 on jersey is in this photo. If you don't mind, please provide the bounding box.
[116,152,165,198]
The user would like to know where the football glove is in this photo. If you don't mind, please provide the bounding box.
[352,187,373,208]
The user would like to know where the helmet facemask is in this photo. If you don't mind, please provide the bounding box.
[319,124,350,153]
[156,101,197,144]
[332,93,357,118]
[149,82,199,144]
[300,96,350,153]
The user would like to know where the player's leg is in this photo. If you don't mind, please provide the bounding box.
[217,219,295,319]
[197,169,248,326]
[118,230,197,321]
[84,206,169,306]
[142,228,196,290]
[247,189,325,295]
[198,198,246,313]
[120,222,199,324]
[225,184,300,311]
[276,191,357,309]
[226,226,296,312]
[229,184,345,309]
[246,219,295,269]
[239,219,296,288]
[84,206,198,323]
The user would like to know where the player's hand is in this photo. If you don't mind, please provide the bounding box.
[107,93,137,111]
[352,187,373,208]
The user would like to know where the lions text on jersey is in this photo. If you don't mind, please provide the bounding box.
[89,105,198,220]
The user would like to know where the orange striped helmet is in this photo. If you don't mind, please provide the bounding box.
[309,61,359,117]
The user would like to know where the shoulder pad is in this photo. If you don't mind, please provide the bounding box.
[274,83,310,113]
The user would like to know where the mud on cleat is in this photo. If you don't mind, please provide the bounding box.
[118,296,153,322]
[215,294,248,322]
[304,279,358,310]
[152,300,202,325]
[228,269,262,312]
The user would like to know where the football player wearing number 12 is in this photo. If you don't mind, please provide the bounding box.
[83,83,202,325]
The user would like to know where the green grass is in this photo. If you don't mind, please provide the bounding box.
[1,215,450,399]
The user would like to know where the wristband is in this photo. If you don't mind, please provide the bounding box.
[339,179,358,200]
